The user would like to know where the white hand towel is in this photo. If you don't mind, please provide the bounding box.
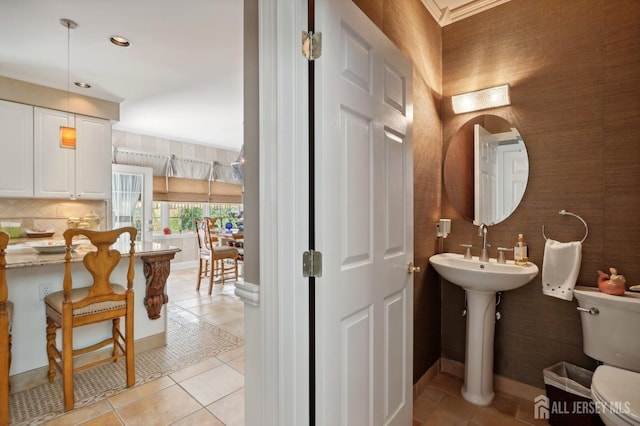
[542,239,582,301]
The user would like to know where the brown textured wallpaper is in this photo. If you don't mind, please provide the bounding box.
[355,0,640,389]
[441,0,640,388]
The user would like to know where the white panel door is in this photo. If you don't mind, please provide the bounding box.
[498,142,528,222]
[315,0,414,424]
[474,124,498,225]
[0,100,33,198]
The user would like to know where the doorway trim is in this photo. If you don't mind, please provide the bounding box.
[240,0,311,425]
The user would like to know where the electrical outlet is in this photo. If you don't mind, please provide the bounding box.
[39,283,52,300]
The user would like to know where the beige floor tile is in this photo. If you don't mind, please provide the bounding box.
[433,393,478,422]
[217,318,245,337]
[422,408,470,426]
[413,396,438,423]
[469,405,526,426]
[80,411,124,425]
[42,400,113,426]
[515,397,550,425]
[207,283,235,294]
[180,364,244,406]
[168,291,200,303]
[428,373,464,397]
[108,375,175,409]
[227,355,245,374]
[413,373,548,426]
[199,306,244,324]
[116,384,202,425]
[207,388,245,426]
[490,391,520,417]
[211,294,243,306]
[183,302,217,316]
[217,345,245,363]
[416,385,446,405]
[175,297,214,309]
[170,357,225,383]
[171,408,225,426]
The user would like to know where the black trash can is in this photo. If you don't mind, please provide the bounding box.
[542,361,604,426]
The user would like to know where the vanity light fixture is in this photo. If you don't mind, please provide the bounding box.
[59,18,77,149]
[110,35,131,47]
[451,84,510,114]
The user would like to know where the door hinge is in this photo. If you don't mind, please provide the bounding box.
[303,249,323,277]
[302,31,322,60]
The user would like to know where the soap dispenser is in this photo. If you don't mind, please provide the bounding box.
[514,233,528,265]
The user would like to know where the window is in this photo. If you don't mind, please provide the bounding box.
[152,202,243,234]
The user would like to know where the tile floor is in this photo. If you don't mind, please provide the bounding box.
[413,373,549,425]
[40,267,548,425]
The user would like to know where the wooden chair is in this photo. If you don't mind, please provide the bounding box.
[45,227,137,411]
[196,218,238,294]
[0,231,12,425]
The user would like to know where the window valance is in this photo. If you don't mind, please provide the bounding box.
[152,177,243,204]
[112,147,243,203]
[170,155,213,180]
[112,148,171,176]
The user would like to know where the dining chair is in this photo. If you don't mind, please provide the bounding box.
[45,227,137,411]
[196,218,238,294]
[0,231,12,425]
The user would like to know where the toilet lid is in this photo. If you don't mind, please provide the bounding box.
[592,365,640,424]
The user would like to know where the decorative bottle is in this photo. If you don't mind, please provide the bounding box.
[514,233,528,265]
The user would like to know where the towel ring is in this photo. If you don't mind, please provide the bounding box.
[542,210,588,243]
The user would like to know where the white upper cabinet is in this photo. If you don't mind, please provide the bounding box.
[0,100,34,198]
[33,107,111,200]
[75,115,112,199]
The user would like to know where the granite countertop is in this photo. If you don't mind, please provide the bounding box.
[5,238,180,269]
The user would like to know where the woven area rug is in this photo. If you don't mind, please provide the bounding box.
[9,305,244,425]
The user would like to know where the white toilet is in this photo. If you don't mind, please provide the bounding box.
[574,286,640,425]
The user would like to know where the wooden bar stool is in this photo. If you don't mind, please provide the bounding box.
[196,218,238,295]
[0,231,12,425]
[45,227,137,411]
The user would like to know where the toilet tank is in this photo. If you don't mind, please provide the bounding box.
[574,286,640,372]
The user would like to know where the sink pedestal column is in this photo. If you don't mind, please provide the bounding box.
[461,290,496,406]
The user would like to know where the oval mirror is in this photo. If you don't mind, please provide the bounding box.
[444,115,529,225]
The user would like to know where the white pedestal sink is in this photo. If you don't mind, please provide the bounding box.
[429,253,539,405]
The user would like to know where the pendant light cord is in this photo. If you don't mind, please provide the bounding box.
[66,21,70,115]
[60,19,77,115]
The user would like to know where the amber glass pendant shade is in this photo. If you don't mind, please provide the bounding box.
[60,126,76,148]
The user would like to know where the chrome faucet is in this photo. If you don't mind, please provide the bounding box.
[478,223,489,262]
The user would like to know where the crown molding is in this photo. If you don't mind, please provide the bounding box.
[421,0,511,26]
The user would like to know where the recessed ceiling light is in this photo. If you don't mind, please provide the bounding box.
[74,82,91,88]
[110,35,131,47]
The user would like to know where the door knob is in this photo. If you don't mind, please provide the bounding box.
[407,262,421,273]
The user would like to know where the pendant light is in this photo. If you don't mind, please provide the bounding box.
[60,18,77,149]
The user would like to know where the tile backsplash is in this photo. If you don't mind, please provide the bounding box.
[0,198,108,236]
